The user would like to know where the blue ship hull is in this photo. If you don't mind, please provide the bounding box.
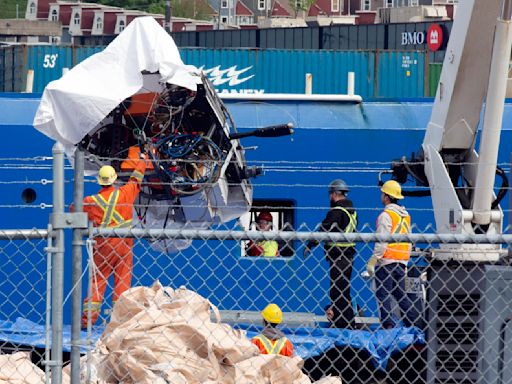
[1,94,511,325]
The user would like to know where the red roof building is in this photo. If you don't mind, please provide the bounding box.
[26,0,211,43]
[271,1,291,17]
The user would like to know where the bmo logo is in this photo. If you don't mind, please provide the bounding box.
[427,24,443,51]
[400,23,445,51]
[401,31,425,46]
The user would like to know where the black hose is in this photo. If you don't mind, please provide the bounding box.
[402,189,431,197]
[456,187,472,209]
[492,167,509,209]
[399,167,508,209]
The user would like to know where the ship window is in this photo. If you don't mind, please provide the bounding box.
[239,199,296,258]
[22,188,37,204]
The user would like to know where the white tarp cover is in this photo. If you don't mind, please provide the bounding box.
[81,282,342,384]
[33,16,199,148]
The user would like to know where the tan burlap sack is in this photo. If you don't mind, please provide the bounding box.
[82,282,341,384]
[0,351,70,384]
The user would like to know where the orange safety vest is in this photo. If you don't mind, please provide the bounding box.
[252,334,293,356]
[90,188,132,228]
[83,161,146,227]
[382,209,411,261]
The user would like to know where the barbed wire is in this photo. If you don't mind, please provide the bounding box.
[92,227,512,245]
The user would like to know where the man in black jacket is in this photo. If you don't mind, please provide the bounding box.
[304,179,357,328]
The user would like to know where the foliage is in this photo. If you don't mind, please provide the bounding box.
[0,0,28,19]
[0,0,212,21]
[288,0,315,17]
[89,0,213,20]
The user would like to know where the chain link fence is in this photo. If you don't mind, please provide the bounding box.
[0,230,51,381]
[0,214,512,383]
[0,150,512,384]
[66,227,509,384]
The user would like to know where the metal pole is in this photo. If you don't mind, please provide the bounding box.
[347,72,355,96]
[305,73,312,94]
[472,1,512,225]
[217,0,221,29]
[25,70,34,93]
[71,149,84,384]
[51,142,65,384]
[228,0,231,26]
[44,226,53,384]
[94,227,512,244]
[165,0,171,33]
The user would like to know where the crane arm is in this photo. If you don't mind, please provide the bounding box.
[385,0,512,261]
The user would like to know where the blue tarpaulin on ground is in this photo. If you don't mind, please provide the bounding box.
[0,318,424,371]
[239,324,425,371]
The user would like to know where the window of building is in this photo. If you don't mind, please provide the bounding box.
[239,199,296,258]
[29,2,36,14]
[119,19,125,32]
[258,0,265,10]
[385,0,394,8]
[331,0,339,12]
[409,0,418,5]
[361,0,371,11]
[221,0,228,8]
[237,16,251,24]
[50,9,58,21]
[96,17,103,30]
[73,13,80,25]
[295,0,303,8]
[221,16,228,23]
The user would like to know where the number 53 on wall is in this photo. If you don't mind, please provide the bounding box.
[43,54,59,68]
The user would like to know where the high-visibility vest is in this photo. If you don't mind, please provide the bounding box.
[252,334,289,355]
[257,240,279,257]
[382,209,411,261]
[326,206,357,248]
[90,188,132,228]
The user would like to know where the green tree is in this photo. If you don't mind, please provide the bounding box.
[171,0,212,20]
[288,0,315,18]
[0,0,28,19]
[89,0,212,20]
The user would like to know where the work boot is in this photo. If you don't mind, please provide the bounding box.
[81,310,100,330]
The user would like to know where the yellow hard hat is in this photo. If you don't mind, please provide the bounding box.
[261,303,283,324]
[381,180,404,200]
[97,165,117,186]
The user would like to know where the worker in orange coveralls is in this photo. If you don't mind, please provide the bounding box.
[252,304,294,357]
[80,151,147,329]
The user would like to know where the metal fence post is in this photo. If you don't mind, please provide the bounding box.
[71,149,84,383]
[50,142,65,384]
